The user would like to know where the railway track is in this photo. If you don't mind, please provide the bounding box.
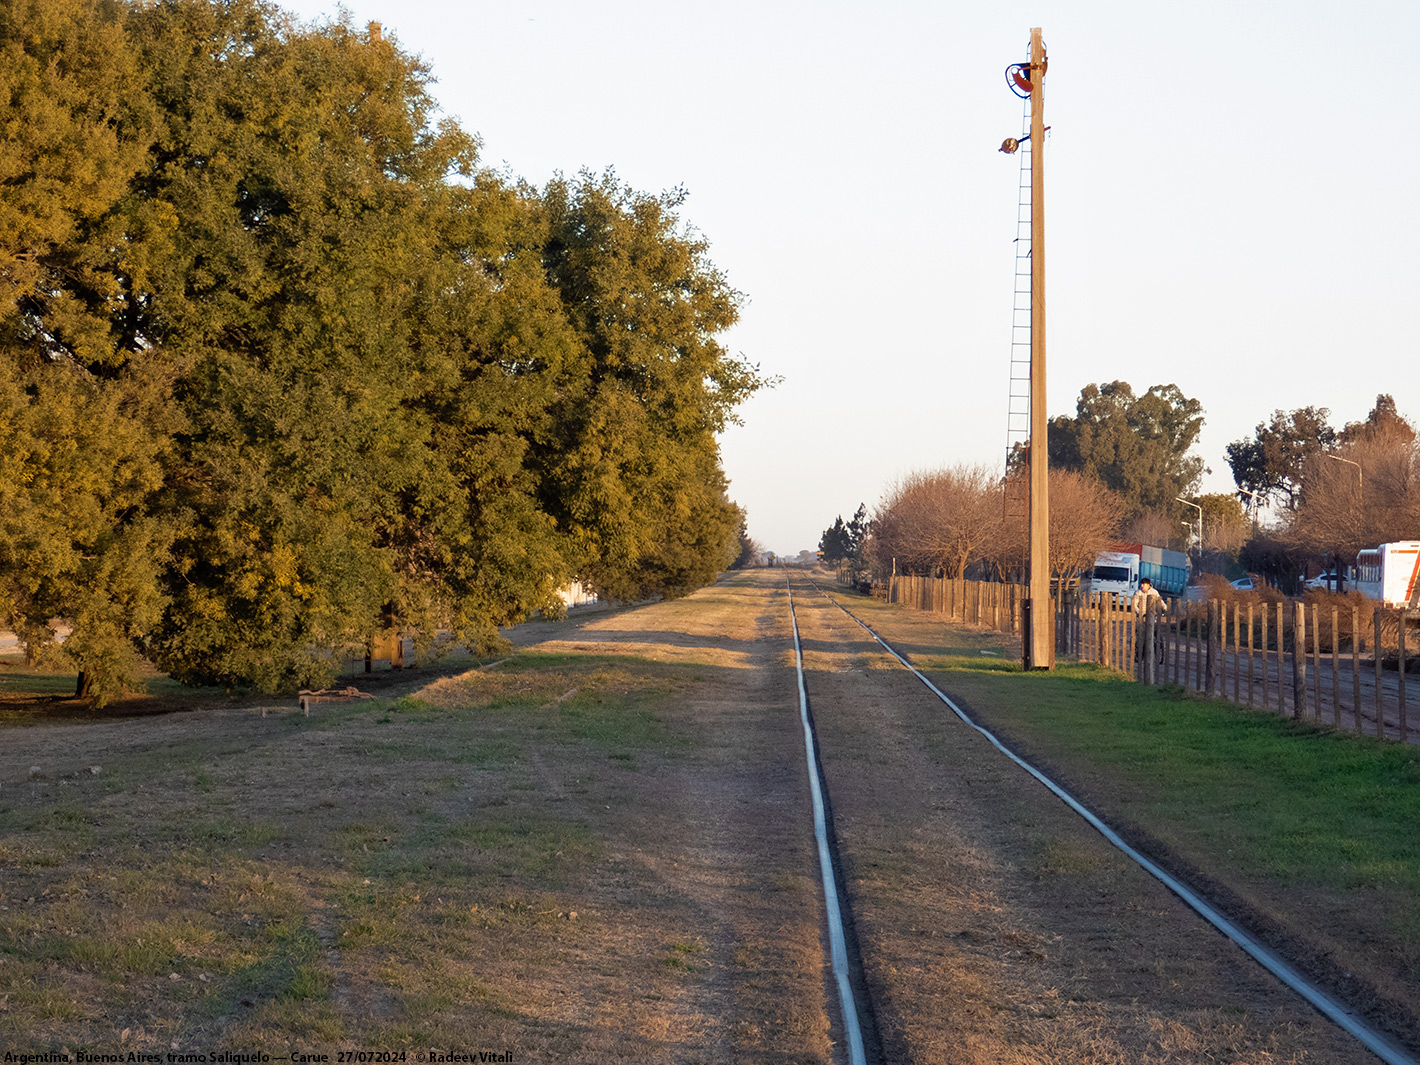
[785,574,1416,1065]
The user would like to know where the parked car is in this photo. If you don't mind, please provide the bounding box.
[1182,572,1233,601]
[1305,571,1341,591]
[1229,574,1269,591]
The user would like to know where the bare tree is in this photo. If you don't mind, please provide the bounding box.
[1284,409,1420,564]
[1047,470,1123,581]
[983,469,1120,583]
[1120,511,1180,552]
[873,465,1001,578]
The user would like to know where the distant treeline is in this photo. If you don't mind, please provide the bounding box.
[0,0,765,702]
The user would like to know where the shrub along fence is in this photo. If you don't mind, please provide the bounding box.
[882,574,1415,745]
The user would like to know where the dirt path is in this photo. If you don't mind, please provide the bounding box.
[501,572,838,1060]
[786,575,1380,1064]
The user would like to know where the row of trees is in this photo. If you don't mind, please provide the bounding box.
[0,0,763,702]
[1229,395,1419,583]
[866,466,1119,583]
[830,383,1415,597]
[824,380,1204,586]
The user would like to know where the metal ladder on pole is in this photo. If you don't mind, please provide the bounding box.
[1003,95,1033,565]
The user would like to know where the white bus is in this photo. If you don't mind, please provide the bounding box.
[1351,541,1420,607]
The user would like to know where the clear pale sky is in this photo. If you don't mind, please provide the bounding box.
[282,0,1420,556]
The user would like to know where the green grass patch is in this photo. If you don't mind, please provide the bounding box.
[933,655,1420,885]
[442,815,600,883]
[0,670,77,696]
[454,736,520,766]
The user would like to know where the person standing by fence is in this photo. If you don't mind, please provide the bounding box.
[1133,578,1164,679]
[1132,578,1163,616]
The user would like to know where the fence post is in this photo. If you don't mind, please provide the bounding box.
[1310,603,1322,720]
[1192,606,1203,693]
[1115,596,1123,672]
[1292,601,1306,718]
[1179,606,1187,690]
[1400,616,1408,744]
[1260,605,1269,710]
[1204,601,1218,695]
[1096,593,1107,667]
[1096,594,1106,666]
[1176,598,1186,683]
[1278,604,1289,712]
[1177,598,1186,687]
[1115,596,1124,671]
[1246,602,1255,707]
[1144,601,1157,685]
[1099,595,1106,668]
[1331,605,1340,728]
[1127,600,1137,677]
[1231,601,1240,702]
[1162,599,1172,683]
[1351,606,1361,733]
[1375,610,1385,739]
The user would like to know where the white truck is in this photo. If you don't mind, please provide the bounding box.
[1083,542,1190,599]
[1085,550,1139,598]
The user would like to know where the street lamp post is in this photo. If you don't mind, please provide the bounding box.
[1236,487,1261,523]
[1177,496,1203,558]
[1323,454,1363,592]
[1324,453,1363,495]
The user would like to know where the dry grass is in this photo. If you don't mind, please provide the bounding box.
[0,575,831,1061]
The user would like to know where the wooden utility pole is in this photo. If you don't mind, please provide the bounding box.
[1026,27,1054,669]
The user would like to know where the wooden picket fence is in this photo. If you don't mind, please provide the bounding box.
[887,575,1023,635]
[1062,591,1415,744]
[881,575,1416,745]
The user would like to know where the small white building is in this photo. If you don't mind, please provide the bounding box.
[557,581,599,608]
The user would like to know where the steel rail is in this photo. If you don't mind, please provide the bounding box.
[810,581,1416,1065]
[787,580,868,1065]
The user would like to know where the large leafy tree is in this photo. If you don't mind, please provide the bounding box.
[537,171,755,600]
[819,503,868,568]
[1048,381,1205,517]
[0,0,176,702]
[0,0,762,702]
[1224,406,1335,510]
